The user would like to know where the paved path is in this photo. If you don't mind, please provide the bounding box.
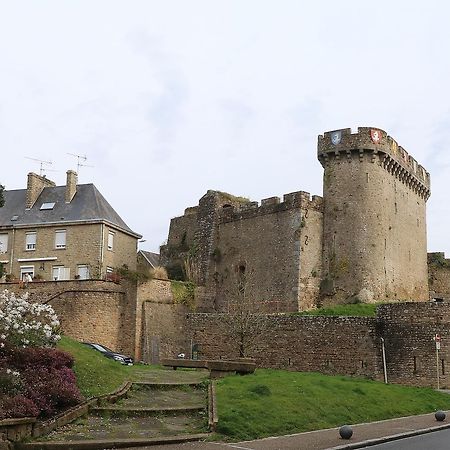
[127,410,450,450]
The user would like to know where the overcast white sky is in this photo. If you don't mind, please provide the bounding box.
[1,1,449,254]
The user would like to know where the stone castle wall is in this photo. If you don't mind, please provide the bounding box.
[428,253,450,299]
[187,313,380,378]
[2,280,136,356]
[318,127,429,304]
[378,302,450,387]
[186,301,450,388]
[137,278,189,364]
[213,192,323,312]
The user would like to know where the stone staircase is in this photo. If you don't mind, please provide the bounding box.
[15,370,211,449]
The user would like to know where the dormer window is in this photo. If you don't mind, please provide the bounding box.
[40,202,56,210]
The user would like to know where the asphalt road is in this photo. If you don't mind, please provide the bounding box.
[361,428,450,449]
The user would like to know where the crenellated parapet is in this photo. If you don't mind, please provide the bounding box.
[318,127,430,200]
[219,191,323,223]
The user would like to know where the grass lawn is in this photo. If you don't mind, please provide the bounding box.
[57,336,155,397]
[215,369,450,441]
[293,303,382,317]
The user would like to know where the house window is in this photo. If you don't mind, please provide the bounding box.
[77,265,89,280]
[0,234,8,254]
[107,231,114,251]
[26,232,37,251]
[52,266,70,281]
[20,266,34,281]
[105,266,114,281]
[55,230,67,249]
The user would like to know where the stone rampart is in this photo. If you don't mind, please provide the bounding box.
[1,280,136,356]
[428,252,450,300]
[377,302,450,387]
[219,191,323,223]
[184,301,450,388]
[187,313,381,379]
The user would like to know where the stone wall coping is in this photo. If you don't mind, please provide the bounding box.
[0,418,36,427]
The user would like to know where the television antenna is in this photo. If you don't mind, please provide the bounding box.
[25,157,53,177]
[67,153,94,174]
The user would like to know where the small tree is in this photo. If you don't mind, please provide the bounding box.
[222,267,269,358]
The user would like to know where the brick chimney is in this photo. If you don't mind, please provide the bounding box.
[26,173,56,209]
[65,170,78,203]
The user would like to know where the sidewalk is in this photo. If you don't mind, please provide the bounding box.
[128,410,450,450]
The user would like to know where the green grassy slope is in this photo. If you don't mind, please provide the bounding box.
[57,336,133,397]
[215,369,450,440]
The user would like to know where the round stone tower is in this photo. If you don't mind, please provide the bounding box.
[318,127,430,304]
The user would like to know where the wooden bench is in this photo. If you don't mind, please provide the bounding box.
[160,358,208,370]
[160,358,256,378]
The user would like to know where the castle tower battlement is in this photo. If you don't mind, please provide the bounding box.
[318,127,430,200]
[219,191,323,224]
[318,126,429,305]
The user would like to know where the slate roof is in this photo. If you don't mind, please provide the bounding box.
[0,184,141,238]
[139,250,159,268]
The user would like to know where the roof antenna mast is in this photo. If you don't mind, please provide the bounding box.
[67,153,94,174]
[25,157,53,176]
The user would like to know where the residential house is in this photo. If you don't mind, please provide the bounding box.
[0,171,141,281]
[137,250,159,275]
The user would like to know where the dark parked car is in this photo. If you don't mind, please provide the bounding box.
[83,342,133,365]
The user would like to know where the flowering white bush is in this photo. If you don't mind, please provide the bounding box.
[0,290,60,348]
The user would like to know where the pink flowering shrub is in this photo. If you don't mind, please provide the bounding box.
[0,395,39,418]
[0,291,83,419]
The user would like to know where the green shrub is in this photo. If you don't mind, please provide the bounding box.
[171,280,195,309]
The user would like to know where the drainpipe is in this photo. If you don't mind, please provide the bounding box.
[99,224,104,279]
[381,337,388,384]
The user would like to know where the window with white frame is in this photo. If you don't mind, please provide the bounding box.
[107,231,114,251]
[55,230,66,249]
[77,265,89,280]
[20,266,35,280]
[0,234,8,254]
[25,232,37,250]
[52,266,70,281]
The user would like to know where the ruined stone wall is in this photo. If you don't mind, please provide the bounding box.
[319,127,430,304]
[2,280,136,356]
[378,302,450,388]
[212,192,323,312]
[137,279,190,364]
[187,313,381,379]
[428,253,450,299]
[160,207,198,268]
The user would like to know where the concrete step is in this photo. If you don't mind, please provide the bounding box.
[91,405,206,416]
[15,433,210,449]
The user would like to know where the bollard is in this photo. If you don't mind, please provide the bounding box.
[339,425,353,439]
[435,410,446,422]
